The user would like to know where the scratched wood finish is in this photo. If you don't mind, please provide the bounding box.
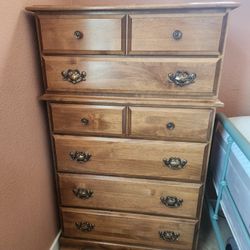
[61,207,197,249]
[129,107,213,142]
[59,173,202,218]
[50,103,125,136]
[38,15,126,54]
[60,237,164,250]
[54,135,208,182]
[129,13,224,54]
[44,56,220,96]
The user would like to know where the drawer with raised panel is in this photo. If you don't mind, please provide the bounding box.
[61,207,197,249]
[128,13,224,54]
[44,56,220,96]
[59,173,202,218]
[50,103,125,136]
[129,107,214,142]
[54,135,208,182]
[38,15,126,54]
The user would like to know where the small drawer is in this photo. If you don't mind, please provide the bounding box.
[61,208,197,250]
[60,237,157,250]
[128,13,224,54]
[44,56,220,96]
[54,135,208,182]
[129,107,213,142]
[59,174,202,218]
[50,104,125,136]
[38,15,126,54]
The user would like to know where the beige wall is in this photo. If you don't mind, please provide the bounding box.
[219,0,250,116]
[0,0,247,249]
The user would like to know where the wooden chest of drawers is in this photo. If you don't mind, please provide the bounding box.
[26,1,238,249]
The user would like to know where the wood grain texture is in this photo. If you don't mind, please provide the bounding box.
[38,15,126,54]
[61,207,198,249]
[129,107,213,142]
[59,173,202,218]
[128,13,224,54]
[54,135,208,182]
[60,237,163,250]
[44,56,220,96]
[50,103,125,136]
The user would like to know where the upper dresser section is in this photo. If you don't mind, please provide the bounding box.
[38,13,224,55]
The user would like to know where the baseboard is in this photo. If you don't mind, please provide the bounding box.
[50,230,62,250]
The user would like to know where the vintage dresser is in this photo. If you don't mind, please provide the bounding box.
[26,1,239,249]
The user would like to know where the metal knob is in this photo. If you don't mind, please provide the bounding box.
[69,151,91,163]
[73,188,93,199]
[81,118,89,126]
[159,231,180,241]
[163,157,187,170]
[168,71,196,87]
[75,221,94,232]
[166,122,175,130]
[160,196,183,208]
[61,69,87,84]
[172,30,182,40]
[74,30,83,39]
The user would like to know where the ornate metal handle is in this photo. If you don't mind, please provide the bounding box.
[73,188,93,199]
[160,196,183,208]
[75,221,95,232]
[70,151,91,163]
[166,122,175,130]
[74,30,83,39]
[172,30,183,40]
[168,71,196,87]
[163,157,187,170]
[61,69,87,84]
[159,231,180,241]
[81,118,89,126]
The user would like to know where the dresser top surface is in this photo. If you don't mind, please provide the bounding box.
[26,0,240,12]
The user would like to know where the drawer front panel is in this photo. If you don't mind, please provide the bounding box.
[129,14,224,54]
[59,174,202,218]
[62,208,197,249]
[39,15,126,54]
[54,135,208,182]
[44,56,219,96]
[130,107,213,142]
[50,104,125,136]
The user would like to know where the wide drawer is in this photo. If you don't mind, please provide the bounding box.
[44,56,220,96]
[128,13,224,54]
[60,237,159,250]
[38,15,126,54]
[50,104,125,136]
[129,107,213,142]
[59,174,202,218]
[61,208,197,249]
[54,135,208,182]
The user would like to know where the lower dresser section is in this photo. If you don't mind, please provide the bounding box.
[61,208,198,250]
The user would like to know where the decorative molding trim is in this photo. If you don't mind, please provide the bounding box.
[49,230,61,250]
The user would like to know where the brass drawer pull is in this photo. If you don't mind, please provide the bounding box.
[73,188,93,199]
[166,122,175,130]
[81,117,89,126]
[172,30,182,40]
[163,157,187,170]
[159,231,180,242]
[160,196,183,208]
[61,69,87,84]
[74,30,83,39]
[75,221,95,232]
[168,71,196,87]
[70,151,91,163]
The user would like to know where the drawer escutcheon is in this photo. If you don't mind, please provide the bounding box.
[168,71,196,87]
[160,196,183,208]
[70,151,92,163]
[73,188,93,200]
[159,231,180,242]
[163,157,187,170]
[75,221,95,232]
[61,69,87,84]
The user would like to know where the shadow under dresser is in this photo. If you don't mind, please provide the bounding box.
[26,1,239,249]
